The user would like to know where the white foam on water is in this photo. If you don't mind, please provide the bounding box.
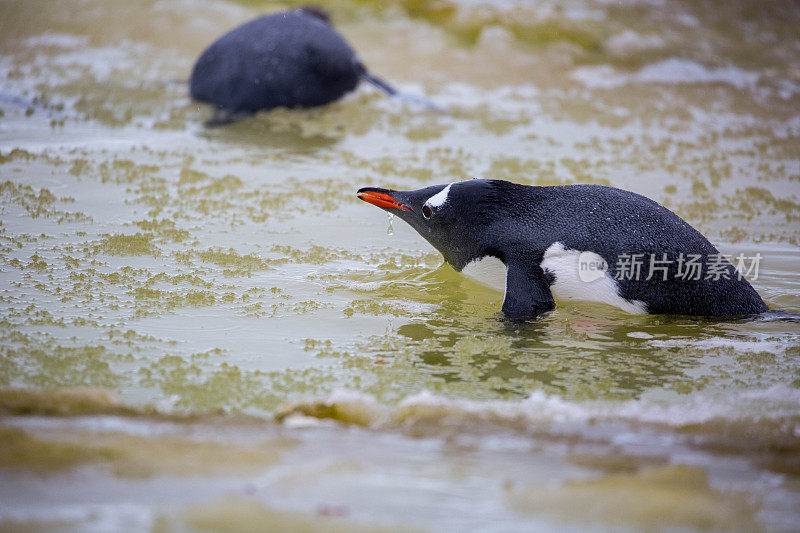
[393,299,440,314]
[434,83,542,114]
[650,337,787,353]
[398,389,593,425]
[0,503,154,532]
[4,415,182,437]
[636,58,760,87]
[281,414,325,428]
[615,385,800,426]
[604,30,665,57]
[22,33,90,49]
[289,384,800,432]
[345,281,385,291]
[572,58,800,98]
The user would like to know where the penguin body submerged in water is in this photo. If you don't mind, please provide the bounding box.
[357,180,768,319]
[190,7,435,125]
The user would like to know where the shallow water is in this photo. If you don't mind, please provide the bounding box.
[1,0,799,531]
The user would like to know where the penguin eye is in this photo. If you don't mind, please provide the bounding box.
[422,204,432,219]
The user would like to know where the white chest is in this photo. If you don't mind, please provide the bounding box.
[540,242,647,314]
[461,256,507,293]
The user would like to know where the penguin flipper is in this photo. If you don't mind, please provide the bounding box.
[501,261,555,320]
[361,71,444,112]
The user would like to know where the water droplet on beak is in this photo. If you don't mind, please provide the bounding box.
[386,212,394,236]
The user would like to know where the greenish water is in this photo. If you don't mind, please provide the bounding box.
[0,0,799,531]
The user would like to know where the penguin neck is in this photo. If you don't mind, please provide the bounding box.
[445,240,508,272]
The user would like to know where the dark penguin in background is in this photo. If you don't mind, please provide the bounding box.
[190,6,434,125]
[357,180,768,319]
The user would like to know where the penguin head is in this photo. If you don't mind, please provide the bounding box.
[357,179,516,270]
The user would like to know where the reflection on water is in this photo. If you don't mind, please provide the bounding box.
[0,0,799,530]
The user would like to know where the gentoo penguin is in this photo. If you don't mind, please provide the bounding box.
[356,180,768,319]
[190,6,437,125]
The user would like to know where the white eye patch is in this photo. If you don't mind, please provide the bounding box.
[424,183,453,209]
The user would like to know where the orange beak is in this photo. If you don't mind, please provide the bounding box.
[357,190,414,212]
